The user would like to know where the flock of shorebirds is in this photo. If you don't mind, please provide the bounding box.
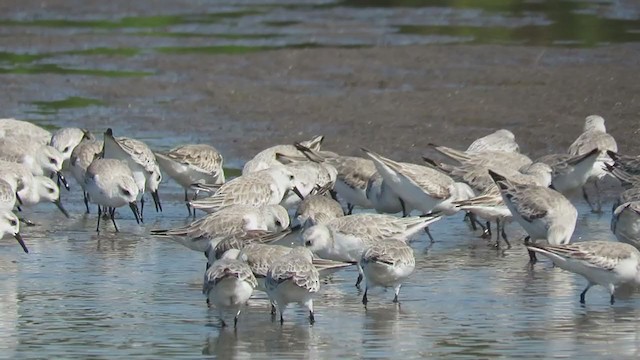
[2,115,640,328]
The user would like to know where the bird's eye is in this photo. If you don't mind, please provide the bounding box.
[10,220,17,226]
[47,188,55,194]
[63,147,69,153]
[148,170,154,175]
[275,220,281,227]
[289,175,294,180]
[156,175,161,181]
[122,189,131,196]
[49,158,57,165]
[305,240,312,247]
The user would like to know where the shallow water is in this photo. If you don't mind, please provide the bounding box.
[1,0,640,358]
[1,178,639,359]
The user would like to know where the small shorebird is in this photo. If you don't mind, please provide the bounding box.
[360,239,415,306]
[527,241,640,304]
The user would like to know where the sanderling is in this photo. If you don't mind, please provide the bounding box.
[611,201,640,250]
[302,213,440,286]
[489,170,577,261]
[0,179,18,212]
[536,148,600,195]
[280,161,337,210]
[294,144,377,214]
[453,189,513,247]
[203,249,257,328]
[568,115,618,212]
[50,128,92,167]
[605,150,640,186]
[155,144,225,217]
[0,136,69,190]
[70,139,103,213]
[84,158,141,232]
[0,118,51,144]
[0,210,27,253]
[151,204,290,253]
[360,239,415,305]
[17,176,69,218]
[242,135,325,175]
[526,241,640,304]
[365,172,405,215]
[190,167,303,213]
[430,144,533,170]
[610,187,640,249]
[103,129,162,219]
[265,247,320,324]
[465,129,520,154]
[295,188,344,228]
[362,148,457,215]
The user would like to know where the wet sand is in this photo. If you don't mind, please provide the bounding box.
[3,42,639,165]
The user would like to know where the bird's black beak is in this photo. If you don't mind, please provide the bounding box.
[57,171,70,191]
[16,192,23,205]
[54,198,70,218]
[152,190,162,212]
[14,232,28,253]
[130,201,142,224]
[292,186,304,200]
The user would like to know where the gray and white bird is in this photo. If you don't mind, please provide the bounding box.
[265,247,320,324]
[360,239,415,306]
[527,241,640,304]
[203,249,257,328]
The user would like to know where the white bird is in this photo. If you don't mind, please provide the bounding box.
[489,170,577,262]
[103,128,162,219]
[610,187,640,250]
[527,241,640,304]
[536,148,600,195]
[155,144,225,217]
[70,139,103,213]
[568,115,618,212]
[362,148,457,216]
[265,247,320,324]
[151,204,290,253]
[302,213,440,286]
[0,118,51,144]
[84,158,141,232]
[190,167,303,213]
[0,210,27,253]
[465,129,520,154]
[294,186,344,228]
[17,176,69,218]
[0,136,69,191]
[280,161,337,211]
[360,239,415,305]
[203,249,257,328]
[242,135,324,175]
[50,127,91,168]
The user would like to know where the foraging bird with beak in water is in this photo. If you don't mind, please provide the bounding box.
[102,128,162,221]
[84,158,141,232]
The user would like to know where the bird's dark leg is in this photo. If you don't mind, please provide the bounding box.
[500,221,511,249]
[362,287,368,306]
[279,313,284,325]
[582,186,595,212]
[309,311,315,325]
[425,227,435,243]
[185,190,192,217]
[109,207,119,232]
[83,191,90,214]
[234,310,241,328]
[355,273,363,288]
[466,211,477,231]
[399,198,408,217]
[580,284,593,304]
[139,196,145,222]
[96,205,102,232]
[347,204,354,215]
[494,218,501,248]
[525,236,537,262]
[610,294,615,305]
